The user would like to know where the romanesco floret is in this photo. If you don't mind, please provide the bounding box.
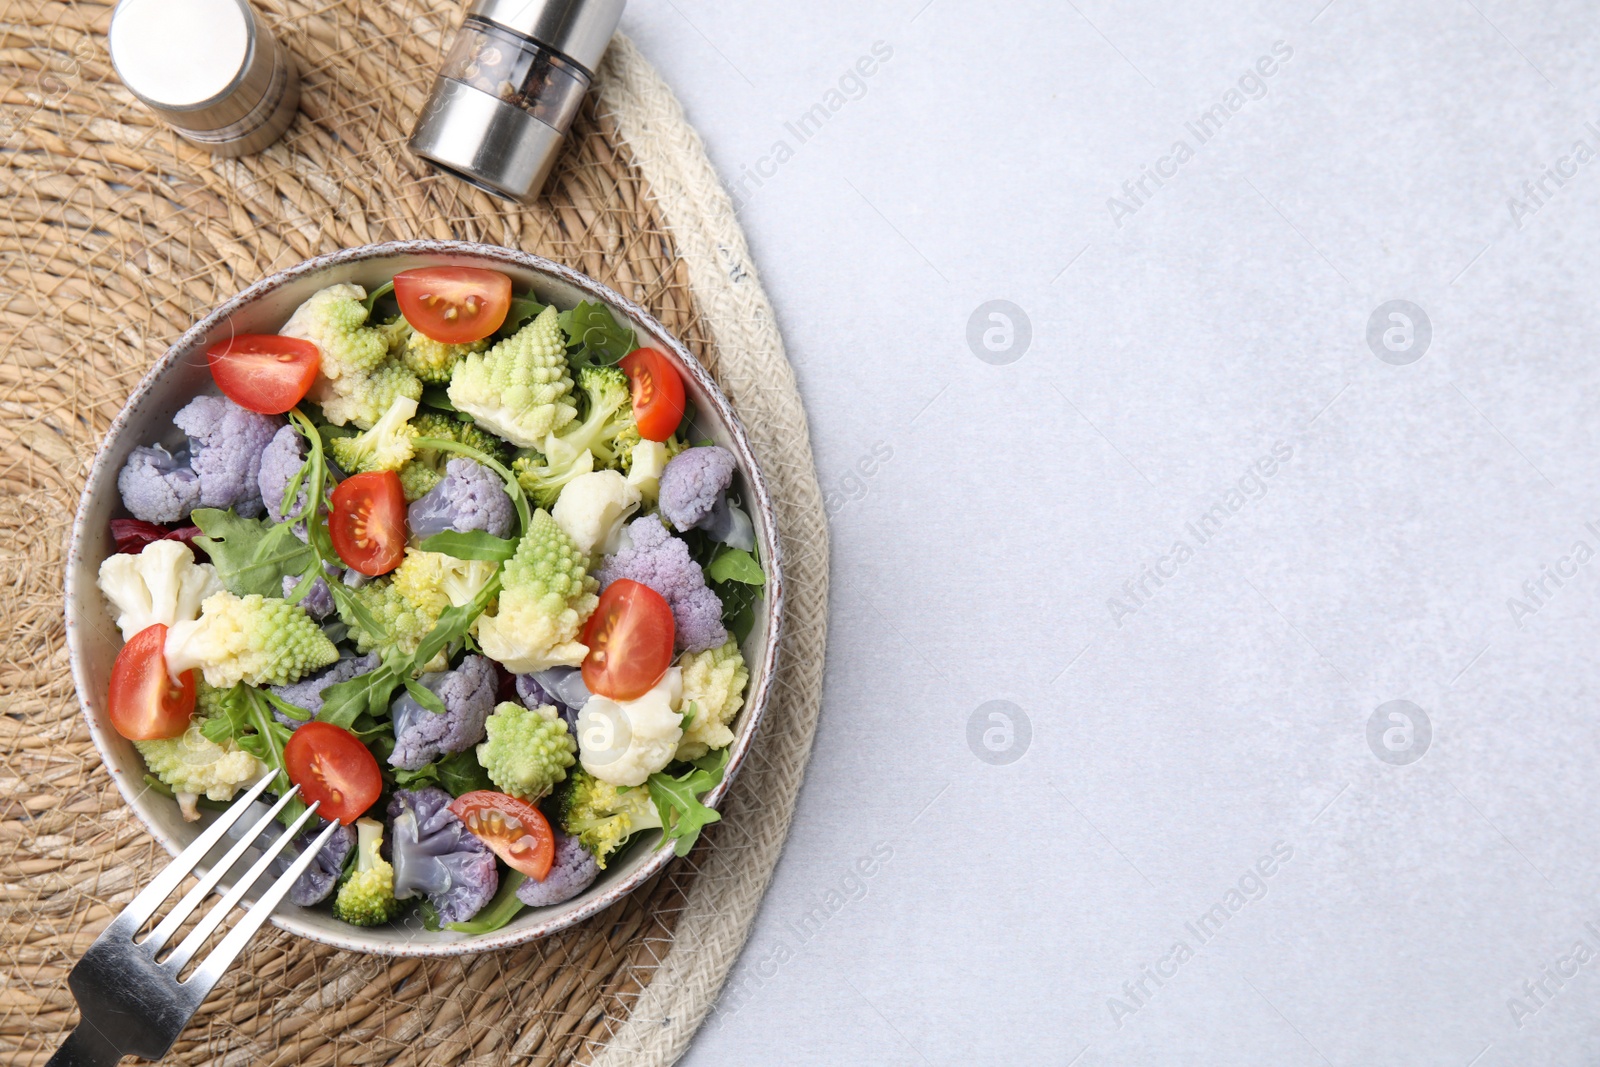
[475,510,599,673]
[511,366,635,508]
[321,359,424,432]
[401,413,510,501]
[163,591,338,689]
[336,550,493,667]
[136,718,265,821]
[281,284,390,380]
[328,395,418,473]
[477,701,576,801]
[558,769,661,869]
[446,305,576,448]
[332,818,402,927]
[675,639,748,760]
[385,319,489,384]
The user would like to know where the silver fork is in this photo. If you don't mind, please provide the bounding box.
[46,775,340,1066]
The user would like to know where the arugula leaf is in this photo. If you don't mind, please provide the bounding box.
[190,509,316,598]
[444,871,528,933]
[417,530,519,562]
[680,700,700,731]
[394,748,495,796]
[410,574,502,673]
[362,280,396,316]
[404,677,449,716]
[706,547,764,586]
[559,300,636,367]
[712,579,759,644]
[645,749,729,857]
[496,295,546,339]
[199,683,251,744]
[238,686,304,826]
[419,385,457,413]
[317,665,402,730]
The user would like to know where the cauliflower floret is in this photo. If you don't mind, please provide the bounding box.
[164,591,338,689]
[551,469,640,556]
[388,787,498,924]
[172,396,282,517]
[674,639,748,760]
[328,395,419,473]
[447,304,576,448]
[477,701,577,800]
[475,510,599,673]
[136,719,265,821]
[625,438,670,501]
[388,654,498,770]
[98,540,223,641]
[406,458,515,539]
[597,516,727,653]
[117,445,200,523]
[657,445,736,532]
[400,413,508,502]
[516,830,598,907]
[574,668,682,787]
[258,425,309,527]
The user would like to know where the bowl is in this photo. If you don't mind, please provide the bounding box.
[64,241,784,956]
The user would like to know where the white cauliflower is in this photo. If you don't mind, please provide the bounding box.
[675,639,748,760]
[552,469,641,556]
[98,540,223,642]
[575,668,682,787]
[627,439,670,501]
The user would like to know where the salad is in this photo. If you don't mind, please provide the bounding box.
[96,266,765,932]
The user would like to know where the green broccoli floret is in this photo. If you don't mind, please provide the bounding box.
[329,395,419,474]
[476,701,576,801]
[136,717,266,821]
[446,305,577,448]
[474,510,598,673]
[384,320,489,385]
[282,285,423,430]
[399,411,511,501]
[163,591,338,689]
[332,818,402,926]
[511,365,635,507]
[558,768,662,869]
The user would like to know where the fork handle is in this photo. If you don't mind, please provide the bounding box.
[46,1024,123,1067]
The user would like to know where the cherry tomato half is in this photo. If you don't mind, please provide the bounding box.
[107,623,196,741]
[620,348,686,442]
[284,721,382,825]
[449,791,556,880]
[206,334,321,415]
[394,267,512,345]
[329,471,407,576]
[580,579,675,701]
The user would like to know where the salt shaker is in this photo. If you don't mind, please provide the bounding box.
[108,0,300,157]
[409,0,627,203]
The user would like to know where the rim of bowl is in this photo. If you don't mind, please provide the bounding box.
[64,240,786,956]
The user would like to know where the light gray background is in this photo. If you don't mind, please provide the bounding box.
[619,2,1600,1063]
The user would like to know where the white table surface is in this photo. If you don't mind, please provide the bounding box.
[618,2,1600,1063]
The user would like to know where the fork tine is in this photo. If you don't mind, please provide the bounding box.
[141,785,305,956]
[184,817,344,1001]
[108,773,278,939]
[161,800,322,975]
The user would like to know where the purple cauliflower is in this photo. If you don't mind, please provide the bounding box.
[407,458,515,540]
[598,516,727,652]
[173,396,281,517]
[282,571,335,620]
[516,830,598,908]
[388,787,498,925]
[658,446,736,531]
[388,654,498,770]
[268,820,356,906]
[516,667,589,726]
[117,444,201,523]
[269,651,380,728]
[258,424,309,525]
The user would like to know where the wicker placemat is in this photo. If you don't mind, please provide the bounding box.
[0,4,828,1064]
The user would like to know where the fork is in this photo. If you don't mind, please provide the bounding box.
[46,775,340,1066]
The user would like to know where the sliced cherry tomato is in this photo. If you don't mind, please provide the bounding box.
[329,471,407,575]
[620,348,687,442]
[580,578,675,701]
[450,791,556,880]
[284,721,382,825]
[107,623,195,740]
[393,267,512,345]
[206,334,320,414]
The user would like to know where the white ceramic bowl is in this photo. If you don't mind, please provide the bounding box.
[65,241,783,956]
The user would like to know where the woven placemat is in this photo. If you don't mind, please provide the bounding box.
[0,4,828,1065]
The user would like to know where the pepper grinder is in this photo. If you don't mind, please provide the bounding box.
[409,0,627,203]
[108,0,300,157]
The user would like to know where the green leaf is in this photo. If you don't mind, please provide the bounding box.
[259,688,311,722]
[444,871,528,933]
[190,509,316,598]
[680,700,700,731]
[419,385,457,413]
[645,749,728,857]
[410,573,502,673]
[404,678,448,716]
[706,547,764,587]
[317,666,401,730]
[558,300,636,367]
[496,295,546,339]
[395,749,494,797]
[362,280,395,315]
[417,530,519,562]
[712,580,759,644]
[199,684,251,743]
